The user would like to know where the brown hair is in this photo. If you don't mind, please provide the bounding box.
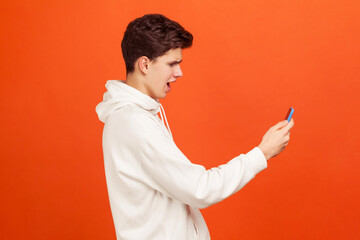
[121,14,193,74]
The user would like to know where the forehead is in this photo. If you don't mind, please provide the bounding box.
[159,48,182,61]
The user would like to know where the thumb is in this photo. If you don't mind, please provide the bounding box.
[274,120,289,130]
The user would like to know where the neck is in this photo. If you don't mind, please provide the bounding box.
[125,73,155,100]
[125,73,144,92]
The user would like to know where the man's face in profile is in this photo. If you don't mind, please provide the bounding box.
[145,48,183,99]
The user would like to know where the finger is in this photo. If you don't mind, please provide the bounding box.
[273,120,289,130]
[287,118,295,130]
[283,135,290,145]
[282,118,294,132]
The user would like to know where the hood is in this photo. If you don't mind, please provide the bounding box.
[95,80,161,123]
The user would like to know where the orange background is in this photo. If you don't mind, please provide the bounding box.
[1,0,360,239]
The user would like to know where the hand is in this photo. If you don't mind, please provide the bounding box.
[258,118,294,160]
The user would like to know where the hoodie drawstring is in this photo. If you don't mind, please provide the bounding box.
[158,103,173,139]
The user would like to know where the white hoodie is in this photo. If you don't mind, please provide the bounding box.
[95,80,267,240]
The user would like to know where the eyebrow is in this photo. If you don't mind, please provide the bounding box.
[168,59,182,64]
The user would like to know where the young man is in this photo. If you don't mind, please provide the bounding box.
[96,14,294,240]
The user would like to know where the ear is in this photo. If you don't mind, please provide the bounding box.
[137,56,150,75]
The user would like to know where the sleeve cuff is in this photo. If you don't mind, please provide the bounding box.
[246,147,267,175]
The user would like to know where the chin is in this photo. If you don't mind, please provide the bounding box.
[158,94,167,99]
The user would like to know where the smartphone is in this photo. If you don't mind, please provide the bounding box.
[285,107,294,122]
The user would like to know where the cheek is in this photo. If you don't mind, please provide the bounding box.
[162,68,173,81]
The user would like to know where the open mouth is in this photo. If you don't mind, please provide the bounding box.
[166,82,171,92]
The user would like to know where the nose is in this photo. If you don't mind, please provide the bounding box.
[173,65,183,78]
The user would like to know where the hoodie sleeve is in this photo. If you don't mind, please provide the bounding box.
[106,107,267,209]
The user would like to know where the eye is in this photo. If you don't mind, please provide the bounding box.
[169,62,180,67]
